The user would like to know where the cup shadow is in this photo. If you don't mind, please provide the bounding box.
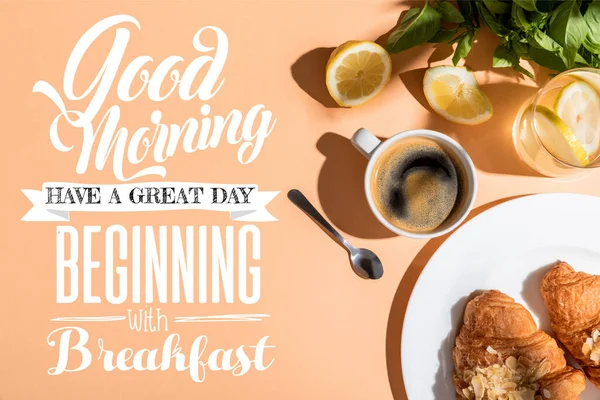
[385,194,530,400]
[316,132,395,239]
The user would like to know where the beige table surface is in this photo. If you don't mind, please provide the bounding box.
[1,1,600,399]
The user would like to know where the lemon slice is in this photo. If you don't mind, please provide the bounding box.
[554,80,600,158]
[423,66,493,125]
[325,41,392,107]
[571,70,600,93]
[534,106,589,167]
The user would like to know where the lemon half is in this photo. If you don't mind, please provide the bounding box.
[423,66,493,125]
[325,41,392,107]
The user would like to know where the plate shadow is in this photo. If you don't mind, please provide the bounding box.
[432,292,482,397]
[385,194,530,400]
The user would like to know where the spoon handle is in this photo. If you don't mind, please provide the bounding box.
[287,189,350,250]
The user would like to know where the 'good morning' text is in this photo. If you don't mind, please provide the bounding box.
[33,15,276,181]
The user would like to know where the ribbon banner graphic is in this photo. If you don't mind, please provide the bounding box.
[22,182,279,222]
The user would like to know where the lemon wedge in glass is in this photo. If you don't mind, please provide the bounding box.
[325,41,392,107]
[554,81,600,159]
[534,105,589,167]
[423,66,493,125]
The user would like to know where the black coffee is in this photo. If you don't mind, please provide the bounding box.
[371,138,463,233]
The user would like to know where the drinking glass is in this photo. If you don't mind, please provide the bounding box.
[513,68,600,177]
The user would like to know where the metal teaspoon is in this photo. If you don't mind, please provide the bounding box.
[287,189,384,280]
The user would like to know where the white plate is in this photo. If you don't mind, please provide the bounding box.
[401,193,600,399]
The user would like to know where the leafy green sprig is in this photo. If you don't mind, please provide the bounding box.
[386,0,600,78]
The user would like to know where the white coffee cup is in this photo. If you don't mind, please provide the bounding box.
[351,128,477,239]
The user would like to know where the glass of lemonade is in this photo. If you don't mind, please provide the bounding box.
[513,68,600,177]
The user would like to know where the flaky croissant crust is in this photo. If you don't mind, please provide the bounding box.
[453,290,586,399]
[541,261,600,388]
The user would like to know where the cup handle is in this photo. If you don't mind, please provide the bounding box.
[351,128,381,159]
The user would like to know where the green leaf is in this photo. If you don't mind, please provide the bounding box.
[437,1,465,23]
[547,0,588,68]
[583,0,600,53]
[476,1,512,37]
[530,12,549,30]
[584,35,600,53]
[472,1,481,28]
[428,28,459,43]
[577,46,600,67]
[511,37,529,55]
[458,0,480,27]
[405,7,422,19]
[527,29,576,69]
[531,10,551,27]
[527,29,563,52]
[386,3,442,53]
[513,64,535,78]
[448,31,465,45]
[527,46,567,71]
[457,0,474,23]
[492,44,534,78]
[493,44,519,67]
[483,0,510,14]
[394,7,422,30]
[452,29,474,65]
[513,0,538,12]
[575,51,589,65]
[589,52,600,68]
[578,46,591,64]
[511,3,532,32]
[536,0,555,13]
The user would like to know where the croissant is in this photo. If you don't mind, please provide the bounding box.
[541,261,600,389]
[453,290,586,399]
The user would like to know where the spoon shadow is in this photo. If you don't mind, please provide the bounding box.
[287,189,384,279]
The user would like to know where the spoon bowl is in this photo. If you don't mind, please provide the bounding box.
[349,247,384,279]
